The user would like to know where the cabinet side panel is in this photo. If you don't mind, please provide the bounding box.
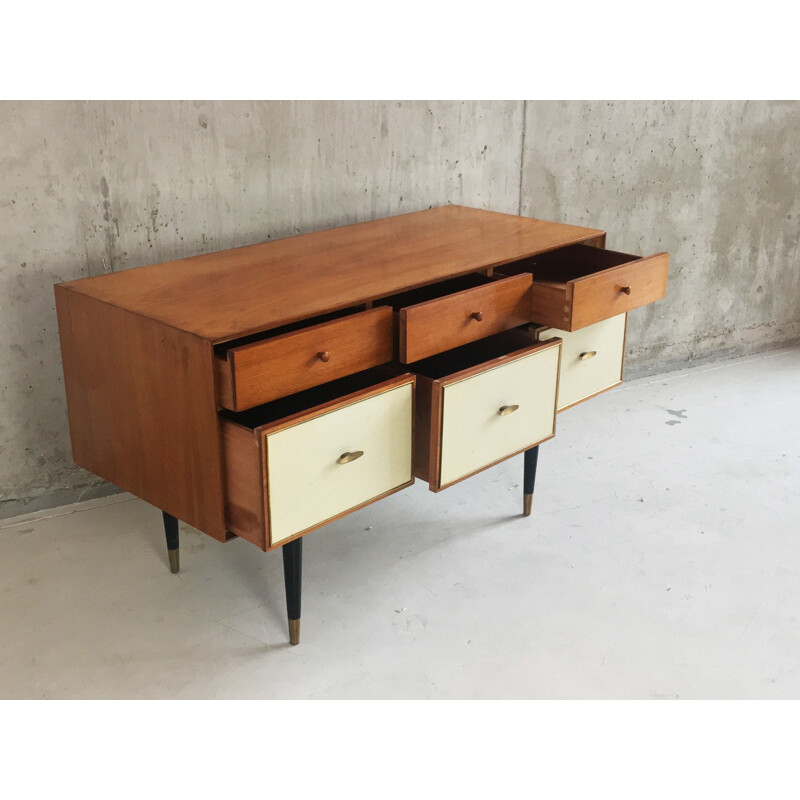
[55,286,226,540]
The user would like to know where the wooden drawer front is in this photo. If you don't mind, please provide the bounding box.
[495,245,667,331]
[538,313,626,411]
[216,307,394,411]
[570,253,668,330]
[437,341,559,489]
[399,274,533,363]
[265,379,414,545]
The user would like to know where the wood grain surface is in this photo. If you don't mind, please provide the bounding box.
[219,420,265,547]
[496,246,668,330]
[217,307,394,410]
[412,374,436,483]
[54,207,668,551]
[54,285,226,539]
[398,274,533,362]
[570,252,669,330]
[56,206,604,342]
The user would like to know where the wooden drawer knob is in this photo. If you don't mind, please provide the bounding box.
[619,286,632,295]
[497,404,519,416]
[336,450,364,465]
[579,351,597,361]
[470,311,484,322]
[317,351,331,362]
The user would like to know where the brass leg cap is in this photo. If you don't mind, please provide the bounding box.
[289,618,301,646]
[168,548,180,574]
[523,493,533,517]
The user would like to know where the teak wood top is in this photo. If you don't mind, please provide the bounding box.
[56,205,604,343]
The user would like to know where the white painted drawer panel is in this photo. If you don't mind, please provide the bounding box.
[266,381,413,545]
[539,313,626,411]
[439,345,559,488]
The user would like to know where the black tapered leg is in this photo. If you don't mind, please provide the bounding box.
[523,445,539,517]
[282,537,303,645]
[162,511,180,573]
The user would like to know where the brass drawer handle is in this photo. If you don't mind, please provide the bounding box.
[579,351,597,361]
[470,311,484,322]
[337,450,364,465]
[317,351,331,362]
[497,404,519,416]
[619,286,632,295]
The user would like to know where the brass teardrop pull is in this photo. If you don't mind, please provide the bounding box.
[470,311,484,322]
[620,286,632,295]
[497,404,519,416]
[317,351,330,362]
[579,351,597,361]
[337,450,364,465]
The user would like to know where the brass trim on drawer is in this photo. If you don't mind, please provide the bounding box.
[336,450,364,465]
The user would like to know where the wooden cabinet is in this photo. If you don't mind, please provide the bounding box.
[54,205,668,644]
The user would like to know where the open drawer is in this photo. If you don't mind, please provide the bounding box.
[214,306,394,411]
[495,244,668,331]
[534,313,627,412]
[411,329,561,492]
[380,272,533,362]
[219,368,415,549]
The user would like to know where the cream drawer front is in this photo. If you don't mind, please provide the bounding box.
[266,382,413,545]
[540,313,626,411]
[439,345,559,488]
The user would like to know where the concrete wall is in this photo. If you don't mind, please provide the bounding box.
[522,101,800,367]
[1,100,798,516]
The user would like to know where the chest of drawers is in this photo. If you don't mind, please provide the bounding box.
[54,205,668,644]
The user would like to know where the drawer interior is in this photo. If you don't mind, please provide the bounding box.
[213,304,368,356]
[378,273,493,310]
[407,327,536,379]
[220,366,400,431]
[496,244,639,285]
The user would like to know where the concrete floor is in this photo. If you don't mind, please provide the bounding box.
[1,346,799,699]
